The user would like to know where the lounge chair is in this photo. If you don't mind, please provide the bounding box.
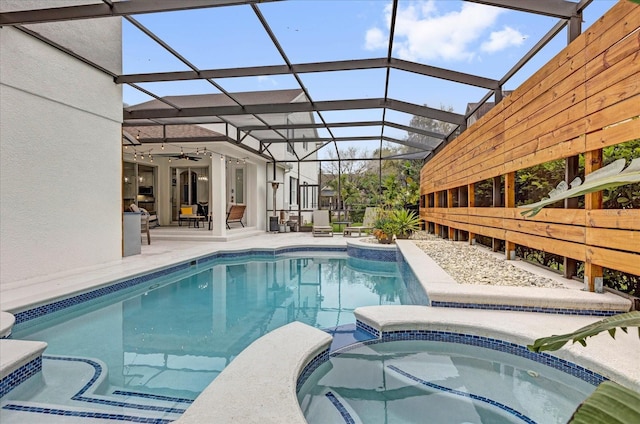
[343,207,378,237]
[312,210,333,237]
[226,204,246,229]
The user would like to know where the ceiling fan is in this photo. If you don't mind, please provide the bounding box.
[158,152,202,161]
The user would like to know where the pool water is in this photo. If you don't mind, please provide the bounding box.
[10,255,413,401]
[298,340,596,424]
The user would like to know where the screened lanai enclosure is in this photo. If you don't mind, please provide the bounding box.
[2,1,638,287]
[2,0,609,169]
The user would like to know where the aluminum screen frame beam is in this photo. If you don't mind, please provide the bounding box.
[124,98,466,126]
[0,0,282,26]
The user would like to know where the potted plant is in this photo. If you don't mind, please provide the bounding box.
[372,214,397,244]
[391,208,421,239]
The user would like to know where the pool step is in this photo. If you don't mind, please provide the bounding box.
[1,356,187,423]
[0,339,47,398]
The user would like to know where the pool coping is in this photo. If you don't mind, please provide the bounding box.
[395,240,632,315]
[175,321,332,424]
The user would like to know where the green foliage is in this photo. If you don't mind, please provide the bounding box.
[390,208,421,238]
[373,212,398,237]
[520,158,640,217]
[527,311,640,353]
[568,381,640,424]
[516,159,566,207]
[602,139,640,209]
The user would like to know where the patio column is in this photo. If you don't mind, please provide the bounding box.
[211,155,227,237]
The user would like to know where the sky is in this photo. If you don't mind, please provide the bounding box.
[121,0,618,157]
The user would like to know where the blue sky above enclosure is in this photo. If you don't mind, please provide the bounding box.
[121,0,618,157]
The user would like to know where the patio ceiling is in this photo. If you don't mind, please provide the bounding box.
[1,0,597,163]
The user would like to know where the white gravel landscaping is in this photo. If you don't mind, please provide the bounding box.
[410,232,566,288]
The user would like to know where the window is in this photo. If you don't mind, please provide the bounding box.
[302,135,308,151]
[290,176,298,205]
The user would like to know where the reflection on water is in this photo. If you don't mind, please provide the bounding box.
[16,256,412,398]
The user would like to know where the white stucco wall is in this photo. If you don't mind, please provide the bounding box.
[0,8,122,284]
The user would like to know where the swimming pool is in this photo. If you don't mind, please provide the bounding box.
[3,253,419,422]
[298,339,597,424]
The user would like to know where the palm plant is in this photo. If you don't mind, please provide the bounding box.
[391,208,421,239]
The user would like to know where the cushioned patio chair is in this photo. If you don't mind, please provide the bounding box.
[312,210,333,237]
[179,205,206,228]
[129,203,159,229]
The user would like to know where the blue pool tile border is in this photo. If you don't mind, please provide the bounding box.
[0,357,41,398]
[431,301,619,316]
[325,392,357,424]
[12,247,347,325]
[43,356,188,414]
[12,262,191,325]
[387,365,536,424]
[296,348,330,393]
[350,324,607,387]
[111,390,193,404]
[1,404,173,424]
[346,244,396,262]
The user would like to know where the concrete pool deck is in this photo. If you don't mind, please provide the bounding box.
[1,230,637,422]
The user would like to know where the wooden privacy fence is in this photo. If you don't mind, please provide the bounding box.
[419,0,640,292]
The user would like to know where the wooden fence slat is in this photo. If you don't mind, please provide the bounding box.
[587,209,640,230]
[503,220,586,244]
[586,94,640,132]
[586,228,640,253]
[588,246,640,275]
[506,230,586,261]
[585,113,640,151]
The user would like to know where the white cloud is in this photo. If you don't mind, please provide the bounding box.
[481,26,526,53]
[365,27,388,50]
[257,75,277,86]
[365,0,517,62]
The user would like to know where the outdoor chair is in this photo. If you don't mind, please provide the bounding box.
[312,210,333,237]
[179,205,206,228]
[226,204,246,229]
[343,207,378,237]
[129,203,159,229]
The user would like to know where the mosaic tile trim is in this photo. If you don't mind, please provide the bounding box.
[387,365,535,424]
[111,390,193,404]
[0,357,41,398]
[13,247,347,325]
[325,392,357,424]
[431,301,619,316]
[368,330,607,386]
[295,348,330,393]
[347,244,396,262]
[1,404,172,424]
[13,262,190,325]
[197,246,347,265]
[355,320,380,338]
[44,356,187,414]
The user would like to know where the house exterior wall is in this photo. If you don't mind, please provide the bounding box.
[0,3,122,284]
